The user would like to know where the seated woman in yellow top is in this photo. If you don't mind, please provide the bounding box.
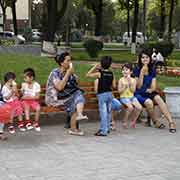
[118,63,142,129]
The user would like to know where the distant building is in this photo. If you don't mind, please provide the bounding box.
[0,0,31,31]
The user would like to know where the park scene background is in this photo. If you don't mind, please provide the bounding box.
[0,1,180,180]
[0,0,180,89]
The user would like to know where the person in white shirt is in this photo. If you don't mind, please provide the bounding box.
[21,68,41,132]
[151,48,164,65]
[1,72,24,134]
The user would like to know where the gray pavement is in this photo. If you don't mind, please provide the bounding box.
[0,119,180,180]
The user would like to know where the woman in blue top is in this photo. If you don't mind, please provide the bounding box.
[133,50,176,133]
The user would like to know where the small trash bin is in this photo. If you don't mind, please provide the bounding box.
[164,87,180,118]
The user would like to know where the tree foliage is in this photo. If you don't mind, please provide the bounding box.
[83,0,103,36]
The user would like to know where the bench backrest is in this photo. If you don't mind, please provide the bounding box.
[19,82,164,113]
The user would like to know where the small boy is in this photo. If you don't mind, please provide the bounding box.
[86,56,116,136]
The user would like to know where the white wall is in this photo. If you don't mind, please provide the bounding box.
[6,0,29,20]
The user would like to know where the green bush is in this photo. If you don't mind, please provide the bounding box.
[0,39,15,46]
[167,59,180,67]
[83,39,103,58]
[139,41,174,58]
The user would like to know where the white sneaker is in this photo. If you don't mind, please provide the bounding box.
[68,130,84,136]
[34,126,41,132]
[19,127,26,132]
[8,126,16,134]
[25,121,33,130]
[18,123,26,132]
[33,123,41,132]
[26,124,33,130]
[76,114,88,121]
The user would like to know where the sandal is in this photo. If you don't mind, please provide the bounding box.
[153,120,166,129]
[0,133,8,141]
[94,130,107,136]
[68,129,84,136]
[169,122,176,133]
[110,121,116,131]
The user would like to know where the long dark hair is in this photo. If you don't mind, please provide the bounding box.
[138,49,154,73]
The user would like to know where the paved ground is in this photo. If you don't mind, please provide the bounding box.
[0,119,180,180]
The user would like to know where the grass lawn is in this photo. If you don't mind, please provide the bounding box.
[72,50,136,63]
[0,54,180,89]
[72,49,180,63]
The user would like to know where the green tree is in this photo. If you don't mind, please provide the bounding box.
[31,0,43,29]
[41,0,69,56]
[11,0,17,35]
[173,5,180,31]
[3,0,18,35]
[83,0,103,36]
[131,0,139,54]
[159,0,166,39]
[101,1,115,36]
[143,0,147,41]
[75,5,94,33]
[118,0,133,37]
[168,0,178,41]
[0,0,8,30]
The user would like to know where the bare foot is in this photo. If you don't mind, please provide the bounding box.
[130,120,136,128]
[122,122,128,129]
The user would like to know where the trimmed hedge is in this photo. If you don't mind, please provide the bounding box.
[83,39,103,58]
[0,39,15,46]
[139,41,174,58]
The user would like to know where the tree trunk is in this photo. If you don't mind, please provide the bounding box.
[65,20,71,46]
[168,0,175,41]
[127,0,130,38]
[2,7,6,31]
[56,0,68,25]
[94,0,103,36]
[131,0,139,54]
[42,0,57,57]
[159,0,166,39]
[45,0,57,42]
[11,1,17,35]
[143,0,147,41]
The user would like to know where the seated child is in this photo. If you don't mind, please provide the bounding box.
[21,68,41,132]
[1,72,24,134]
[118,63,142,128]
[0,82,11,140]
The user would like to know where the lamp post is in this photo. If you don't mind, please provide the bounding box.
[85,23,88,36]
